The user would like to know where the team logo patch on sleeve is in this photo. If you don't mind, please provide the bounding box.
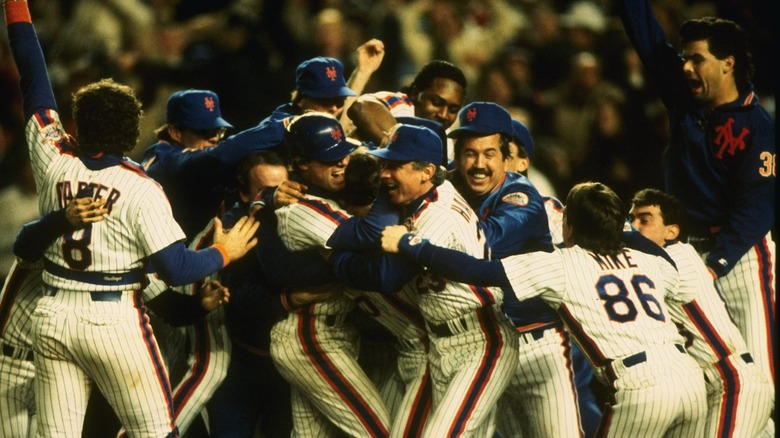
[502,192,529,206]
[40,123,62,145]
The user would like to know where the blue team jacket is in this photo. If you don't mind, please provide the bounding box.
[617,0,775,276]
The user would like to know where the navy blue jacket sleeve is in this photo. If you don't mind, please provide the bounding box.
[330,250,422,293]
[614,0,688,108]
[327,188,401,250]
[398,234,511,289]
[705,110,775,276]
[478,179,553,258]
[148,242,225,286]
[13,210,71,262]
[7,21,58,119]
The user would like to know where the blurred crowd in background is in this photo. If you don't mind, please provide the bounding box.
[0,0,774,282]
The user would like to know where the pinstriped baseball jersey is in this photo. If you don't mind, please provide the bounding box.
[405,181,497,324]
[169,219,230,435]
[663,241,773,437]
[0,261,42,349]
[273,186,390,436]
[544,196,565,245]
[371,91,416,118]
[0,260,41,438]
[25,110,185,292]
[665,242,749,364]
[501,246,686,367]
[276,191,355,315]
[345,286,426,341]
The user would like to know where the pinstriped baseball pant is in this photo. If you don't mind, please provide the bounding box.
[32,290,177,437]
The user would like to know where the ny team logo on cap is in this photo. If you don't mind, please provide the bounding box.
[466,107,477,122]
[166,89,234,130]
[204,96,215,112]
[326,66,338,81]
[295,57,356,99]
[448,102,513,138]
[331,125,344,142]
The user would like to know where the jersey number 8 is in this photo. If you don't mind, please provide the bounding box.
[62,226,93,270]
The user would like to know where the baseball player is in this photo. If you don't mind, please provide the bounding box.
[10,197,235,438]
[365,124,519,437]
[269,112,391,437]
[0,191,107,438]
[347,59,467,164]
[206,150,295,437]
[616,0,776,390]
[5,2,259,435]
[327,151,434,438]
[447,102,582,438]
[382,181,709,437]
[629,188,773,437]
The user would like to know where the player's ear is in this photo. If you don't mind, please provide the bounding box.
[722,55,735,74]
[665,224,680,241]
[420,163,434,183]
[168,125,183,143]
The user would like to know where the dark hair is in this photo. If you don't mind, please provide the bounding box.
[236,149,288,195]
[343,153,381,207]
[565,182,624,255]
[453,134,511,161]
[401,60,467,96]
[630,188,688,237]
[72,78,142,154]
[680,17,754,89]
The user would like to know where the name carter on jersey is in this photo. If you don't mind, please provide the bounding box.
[56,180,121,213]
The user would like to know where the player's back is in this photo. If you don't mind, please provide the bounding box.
[557,246,684,367]
[38,154,185,292]
[412,181,499,322]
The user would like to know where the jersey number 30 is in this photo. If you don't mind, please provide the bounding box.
[596,274,665,323]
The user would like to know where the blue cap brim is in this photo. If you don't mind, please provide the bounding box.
[304,86,357,99]
[366,147,415,163]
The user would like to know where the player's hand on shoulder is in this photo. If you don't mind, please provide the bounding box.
[213,215,260,262]
[66,196,108,228]
[274,180,307,208]
[381,225,409,253]
[287,282,344,307]
[199,280,229,311]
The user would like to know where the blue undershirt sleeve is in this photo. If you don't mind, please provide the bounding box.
[327,188,400,250]
[13,210,71,262]
[330,250,422,293]
[149,242,224,286]
[398,234,510,289]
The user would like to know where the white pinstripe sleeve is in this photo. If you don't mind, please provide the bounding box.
[657,253,685,303]
[501,250,565,306]
[275,199,349,251]
[25,109,68,191]
[134,184,187,254]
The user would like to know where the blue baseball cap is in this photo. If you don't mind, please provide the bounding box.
[367,125,443,165]
[286,112,356,162]
[295,57,356,99]
[396,116,448,166]
[447,102,513,138]
[511,119,534,157]
[166,89,234,130]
